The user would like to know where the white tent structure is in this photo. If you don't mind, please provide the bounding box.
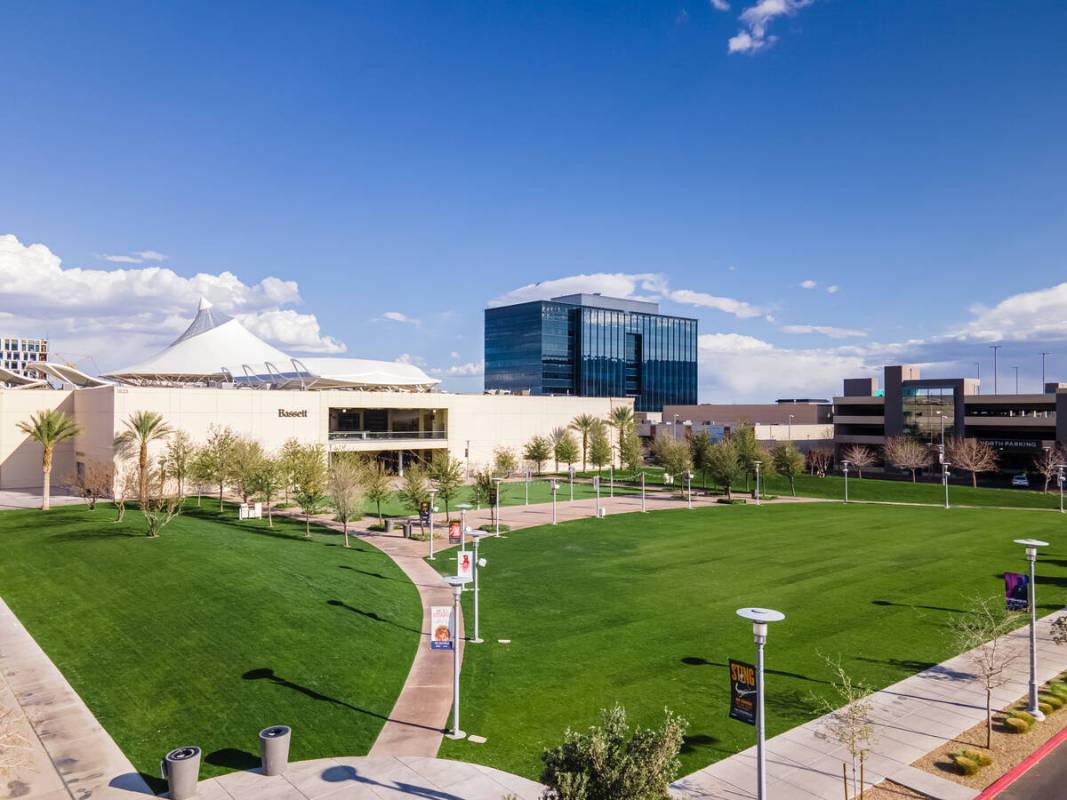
[101,298,440,392]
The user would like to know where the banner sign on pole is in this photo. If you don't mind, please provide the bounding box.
[431,606,454,650]
[729,658,758,725]
[419,501,431,525]
[592,476,600,490]
[448,520,462,543]
[457,550,473,581]
[1005,572,1029,611]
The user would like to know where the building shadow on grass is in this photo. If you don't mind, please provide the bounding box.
[326,599,422,635]
[242,668,440,733]
[871,599,967,614]
[50,528,146,541]
[680,657,830,685]
[206,747,260,771]
[338,564,395,581]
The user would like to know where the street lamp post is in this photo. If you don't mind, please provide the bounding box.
[470,532,485,644]
[673,414,679,441]
[525,470,530,506]
[990,344,1001,395]
[788,414,794,441]
[1014,538,1049,721]
[1058,465,1065,514]
[595,475,601,518]
[842,460,850,504]
[428,489,437,561]
[1012,365,1019,394]
[550,479,559,525]
[737,607,786,800]
[493,477,504,537]
[754,460,762,506]
[444,575,469,740]
[569,466,575,502]
[456,503,472,549]
[609,464,614,498]
[686,471,692,510]
[641,472,646,512]
[942,461,951,509]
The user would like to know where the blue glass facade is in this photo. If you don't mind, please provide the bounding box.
[484,298,697,412]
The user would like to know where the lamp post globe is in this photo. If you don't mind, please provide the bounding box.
[1014,538,1050,721]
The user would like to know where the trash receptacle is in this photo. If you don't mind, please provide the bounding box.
[384,518,394,533]
[161,746,201,800]
[259,725,291,776]
[402,521,413,538]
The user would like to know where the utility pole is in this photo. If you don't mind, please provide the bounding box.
[975,362,981,395]
[1042,352,1051,389]
[1012,366,1019,394]
[989,345,1001,395]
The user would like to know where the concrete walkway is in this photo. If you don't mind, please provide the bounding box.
[672,612,1067,800]
[195,755,542,799]
[0,598,152,799]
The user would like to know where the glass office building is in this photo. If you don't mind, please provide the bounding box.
[484,294,697,412]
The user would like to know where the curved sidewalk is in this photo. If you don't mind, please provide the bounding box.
[195,755,542,800]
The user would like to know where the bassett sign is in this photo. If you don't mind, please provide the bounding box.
[278,409,309,418]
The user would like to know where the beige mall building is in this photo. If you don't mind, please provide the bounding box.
[0,301,625,490]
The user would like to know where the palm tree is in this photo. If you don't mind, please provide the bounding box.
[609,406,635,465]
[114,411,173,506]
[17,409,80,511]
[549,426,568,472]
[569,413,599,472]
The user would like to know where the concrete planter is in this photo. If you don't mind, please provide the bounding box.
[161,746,201,800]
[259,725,291,776]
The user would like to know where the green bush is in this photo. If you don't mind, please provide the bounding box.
[478,523,512,533]
[1039,701,1054,716]
[960,749,993,767]
[1040,693,1064,710]
[1010,710,1036,726]
[1046,682,1067,699]
[952,755,979,775]
[1003,717,1030,734]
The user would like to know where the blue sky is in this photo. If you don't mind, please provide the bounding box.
[2,1,1066,400]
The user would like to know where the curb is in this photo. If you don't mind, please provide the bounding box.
[974,725,1067,799]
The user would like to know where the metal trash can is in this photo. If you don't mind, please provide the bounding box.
[384,518,394,533]
[259,725,291,776]
[402,521,413,538]
[161,746,201,800]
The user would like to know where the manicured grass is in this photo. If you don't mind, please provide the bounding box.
[359,476,637,519]
[581,466,1064,510]
[0,503,421,786]
[433,503,1067,779]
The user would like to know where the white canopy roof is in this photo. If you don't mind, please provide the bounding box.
[101,298,439,391]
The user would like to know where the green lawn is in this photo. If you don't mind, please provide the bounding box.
[0,504,421,787]
[358,476,637,519]
[433,502,1067,779]
[579,466,1064,510]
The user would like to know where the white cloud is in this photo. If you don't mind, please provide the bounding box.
[378,311,421,325]
[236,309,346,353]
[699,332,869,400]
[826,285,839,294]
[395,353,427,366]
[134,250,167,262]
[99,249,167,264]
[780,324,867,339]
[949,283,1067,343]
[100,254,144,263]
[432,360,484,377]
[800,279,816,289]
[728,0,814,54]
[490,272,763,319]
[450,351,461,359]
[0,233,344,366]
[710,0,731,10]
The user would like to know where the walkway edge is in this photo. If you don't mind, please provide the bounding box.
[974,725,1067,799]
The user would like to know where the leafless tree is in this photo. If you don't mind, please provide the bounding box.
[812,655,876,800]
[66,459,115,510]
[950,596,1023,749]
[841,445,876,479]
[112,462,137,523]
[947,438,1000,488]
[141,468,182,538]
[883,436,931,482]
[1032,446,1066,494]
[0,706,33,785]
[807,447,833,477]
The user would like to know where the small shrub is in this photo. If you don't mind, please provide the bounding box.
[1046,683,1067,699]
[1040,694,1064,710]
[952,755,979,776]
[1003,717,1029,734]
[1010,710,1036,726]
[960,749,993,767]
[367,523,387,532]
[478,523,511,533]
[1039,701,1054,716]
